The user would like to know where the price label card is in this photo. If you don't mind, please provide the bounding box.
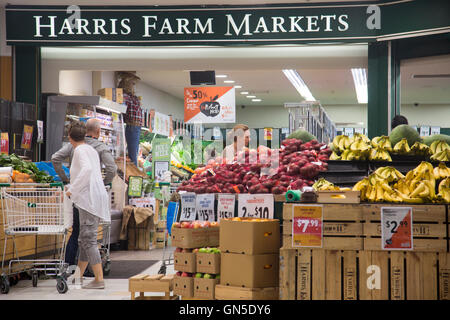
[344,127,354,137]
[196,193,216,221]
[238,194,274,219]
[180,192,196,221]
[217,194,236,221]
[129,197,156,211]
[0,133,9,155]
[381,207,413,250]
[154,161,169,181]
[430,126,440,135]
[292,204,323,248]
[21,124,33,150]
[354,127,364,135]
[420,126,430,137]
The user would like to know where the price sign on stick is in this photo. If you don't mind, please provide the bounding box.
[180,193,196,221]
[196,193,215,221]
[238,194,274,219]
[292,204,323,248]
[381,207,413,250]
[217,194,236,221]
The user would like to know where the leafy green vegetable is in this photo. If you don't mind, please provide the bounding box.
[0,154,54,183]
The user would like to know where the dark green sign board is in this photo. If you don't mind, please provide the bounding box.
[5,1,449,46]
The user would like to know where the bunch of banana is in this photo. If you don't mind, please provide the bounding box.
[329,151,341,160]
[406,161,435,186]
[430,149,450,161]
[363,178,403,203]
[393,138,410,155]
[371,136,392,152]
[313,178,340,191]
[352,177,370,201]
[437,186,450,203]
[369,148,392,161]
[430,140,450,155]
[351,133,371,144]
[433,162,450,180]
[374,166,405,183]
[439,177,450,194]
[332,135,352,152]
[341,149,367,161]
[410,141,432,157]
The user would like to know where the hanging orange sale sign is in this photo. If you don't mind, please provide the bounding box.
[184,87,235,123]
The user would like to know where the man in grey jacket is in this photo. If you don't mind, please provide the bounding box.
[52,118,117,272]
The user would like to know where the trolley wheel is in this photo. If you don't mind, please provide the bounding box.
[56,279,68,294]
[103,261,111,276]
[1,276,10,294]
[32,272,38,287]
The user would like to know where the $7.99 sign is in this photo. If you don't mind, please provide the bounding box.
[238,194,274,219]
[292,204,323,248]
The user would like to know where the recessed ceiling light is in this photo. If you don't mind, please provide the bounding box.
[234,85,242,89]
[252,99,262,102]
[282,69,315,101]
[216,74,227,78]
[224,80,235,83]
[240,91,249,95]
[351,68,368,104]
[246,95,256,98]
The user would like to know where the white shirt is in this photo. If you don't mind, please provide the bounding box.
[67,144,110,222]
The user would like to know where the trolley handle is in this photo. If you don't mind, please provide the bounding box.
[0,182,64,189]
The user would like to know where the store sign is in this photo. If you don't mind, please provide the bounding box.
[180,192,196,221]
[292,204,323,248]
[21,125,33,150]
[0,133,9,155]
[7,2,449,46]
[238,194,274,219]
[152,138,171,181]
[184,87,235,124]
[381,207,413,250]
[128,176,143,197]
[196,193,216,221]
[217,194,236,221]
[150,111,172,137]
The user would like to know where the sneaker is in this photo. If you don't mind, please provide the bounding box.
[82,280,105,289]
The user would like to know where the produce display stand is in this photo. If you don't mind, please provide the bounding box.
[128,273,179,300]
[279,202,450,300]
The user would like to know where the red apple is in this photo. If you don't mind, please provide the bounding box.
[176,271,182,277]
[202,221,211,228]
[193,221,202,229]
[172,222,181,229]
[181,221,191,228]
[175,247,182,253]
[181,272,189,277]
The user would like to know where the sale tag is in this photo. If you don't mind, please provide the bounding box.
[129,197,156,211]
[217,194,236,221]
[21,125,33,150]
[180,192,196,221]
[0,133,9,155]
[381,207,413,250]
[238,194,274,219]
[292,204,323,248]
[196,193,215,221]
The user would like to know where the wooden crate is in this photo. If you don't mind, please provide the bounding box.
[280,248,450,300]
[317,190,361,204]
[282,203,364,251]
[362,204,448,252]
[215,285,279,300]
[128,274,179,300]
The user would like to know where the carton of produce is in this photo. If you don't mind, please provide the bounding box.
[195,247,221,274]
[174,248,196,273]
[173,273,194,297]
[194,276,220,300]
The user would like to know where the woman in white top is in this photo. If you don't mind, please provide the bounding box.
[65,121,110,289]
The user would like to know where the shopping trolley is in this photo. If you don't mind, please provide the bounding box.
[0,183,69,294]
[98,186,112,275]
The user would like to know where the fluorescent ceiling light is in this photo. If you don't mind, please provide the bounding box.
[234,85,242,89]
[240,91,249,95]
[282,69,315,101]
[252,99,262,102]
[216,74,227,78]
[224,80,235,83]
[246,95,256,98]
[351,68,368,104]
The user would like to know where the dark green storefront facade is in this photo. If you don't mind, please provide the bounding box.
[5,0,450,139]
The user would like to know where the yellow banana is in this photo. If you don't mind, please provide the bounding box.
[410,182,426,198]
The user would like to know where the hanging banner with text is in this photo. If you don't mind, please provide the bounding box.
[381,207,413,250]
[152,138,171,181]
[21,125,33,150]
[292,204,323,248]
[238,194,274,219]
[217,194,236,221]
[180,192,196,221]
[184,87,235,124]
[195,193,216,221]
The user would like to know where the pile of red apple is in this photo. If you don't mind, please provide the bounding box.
[177,138,331,194]
[175,271,219,280]
[172,221,219,229]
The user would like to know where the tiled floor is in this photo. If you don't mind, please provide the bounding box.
[0,247,176,300]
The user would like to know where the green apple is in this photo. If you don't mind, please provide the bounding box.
[195,273,203,278]
[205,248,213,253]
[199,248,207,253]
[203,273,213,279]
[215,274,220,280]
[212,248,221,254]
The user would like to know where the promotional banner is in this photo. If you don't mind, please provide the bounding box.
[381,207,413,250]
[264,128,273,141]
[184,87,235,123]
[292,204,323,248]
[152,138,171,181]
[0,133,9,155]
[21,125,33,150]
[150,111,172,137]
[37,120,44,143]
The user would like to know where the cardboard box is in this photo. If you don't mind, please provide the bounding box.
[174,252,197,273]
[196,252,221,274]
[173,275,194,297]
[194,278,219,300]
[215,285,279,300]
[221,253,279,288]
[98,88,123,103]
[220,218,280,255]
[171,227,209,248]
[207,226,220,247]
[115,88,123,104]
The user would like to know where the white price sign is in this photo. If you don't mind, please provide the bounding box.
[430,126,440,135]
[420,126,430,137]
[381,207,413,250]
[180,193,196,221]
[217,194,236,221]
[196,193,216,221]
[129,197,156,211]
[238,194,274,219]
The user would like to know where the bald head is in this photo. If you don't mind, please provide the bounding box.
[86,118,101,138]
